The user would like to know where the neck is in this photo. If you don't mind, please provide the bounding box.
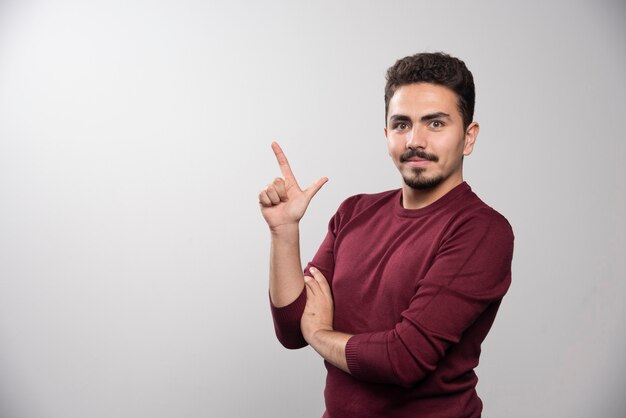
[401,177,464,210]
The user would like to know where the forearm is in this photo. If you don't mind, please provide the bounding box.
[301,269,352,373]
[269,223,305,307]
[307,330,352,374]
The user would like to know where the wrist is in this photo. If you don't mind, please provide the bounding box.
[270,222,300,237]
[308,327,334,346]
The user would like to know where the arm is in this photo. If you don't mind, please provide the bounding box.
[258,142,328,347]
[301,268,352,373]
[302,214,514,385]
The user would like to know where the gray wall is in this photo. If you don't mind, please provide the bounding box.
[1,0,624,417]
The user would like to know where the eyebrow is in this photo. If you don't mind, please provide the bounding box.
[419,112,451,122]
[389,114,411,122]
[389,112,451,123]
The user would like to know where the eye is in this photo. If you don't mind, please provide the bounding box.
[394,122,409,131]
[429,120,445,129]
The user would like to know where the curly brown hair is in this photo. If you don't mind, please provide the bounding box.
[384,52,475,130]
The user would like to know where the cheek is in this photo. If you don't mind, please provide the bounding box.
[387,138,400,156]
[441,135,465,157]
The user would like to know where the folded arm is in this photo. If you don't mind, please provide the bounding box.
[259,142,328,348]
[301,214,514,386]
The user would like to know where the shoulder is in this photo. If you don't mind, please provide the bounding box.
[447,189,515,249]
[468,190,514,239]
[469,207,514,245]
[336,189,400,215]
[328,189,400,230]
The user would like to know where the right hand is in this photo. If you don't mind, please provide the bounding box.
[258,142,328,231]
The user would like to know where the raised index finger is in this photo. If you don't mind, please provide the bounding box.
[271,142,296,181]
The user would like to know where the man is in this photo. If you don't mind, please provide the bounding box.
[258,52,514,418]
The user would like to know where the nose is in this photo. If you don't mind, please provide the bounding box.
[406,126,427,149]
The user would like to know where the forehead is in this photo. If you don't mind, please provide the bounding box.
[388,83,460,119]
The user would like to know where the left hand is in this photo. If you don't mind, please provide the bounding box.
[301,267,335,344]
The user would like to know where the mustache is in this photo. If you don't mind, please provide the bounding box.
[399,148,439,163]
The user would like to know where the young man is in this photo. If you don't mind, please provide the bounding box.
[258,52,514,418]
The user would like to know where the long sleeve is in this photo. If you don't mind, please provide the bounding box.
[344,211,514,387]
[274,184,515,417]
[269,206,342,349]
[269,289,307,349]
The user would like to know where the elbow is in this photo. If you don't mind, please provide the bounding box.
[277,337,308,350]
[274,328,308,350]
[270,290,308,349]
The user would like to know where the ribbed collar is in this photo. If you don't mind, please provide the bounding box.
[393,182,471,218]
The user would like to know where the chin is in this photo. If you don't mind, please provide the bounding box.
[403,172,444,190]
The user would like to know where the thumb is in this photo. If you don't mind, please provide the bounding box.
[304,177,328,200]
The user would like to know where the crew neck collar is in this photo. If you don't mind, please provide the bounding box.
[393,182,471,218]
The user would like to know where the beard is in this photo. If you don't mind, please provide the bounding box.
[399,148,443,190]
[402,168,444,190]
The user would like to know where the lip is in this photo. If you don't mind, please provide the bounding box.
[405,159,431,167]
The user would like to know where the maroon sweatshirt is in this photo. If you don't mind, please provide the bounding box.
[271,182,514,417]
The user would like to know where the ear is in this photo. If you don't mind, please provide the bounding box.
[384,126,392,156]
[463,122,479,156]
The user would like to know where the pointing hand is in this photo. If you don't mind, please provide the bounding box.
[258,142,328,231]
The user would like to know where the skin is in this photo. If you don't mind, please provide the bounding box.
[258,143,350,372]
[259,82,480,375]
[385,82,479,209]
[258,142,328,307]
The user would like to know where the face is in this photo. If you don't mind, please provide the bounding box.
[384,83,478,192]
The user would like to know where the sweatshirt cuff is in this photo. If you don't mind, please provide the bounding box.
[269,289,308,349]
[270,288,307,321]
[345,334,364,378]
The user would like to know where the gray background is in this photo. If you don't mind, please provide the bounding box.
[1,0,625,417]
